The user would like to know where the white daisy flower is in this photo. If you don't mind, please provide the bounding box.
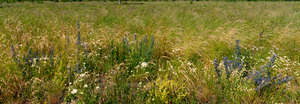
[141,62,148,68]
[71,89,78,94]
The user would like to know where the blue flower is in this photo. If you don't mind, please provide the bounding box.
[214,59,221,77]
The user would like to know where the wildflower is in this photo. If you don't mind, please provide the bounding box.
[250,54,293,92]
[141,62,148,68]
[187,61,192,66]
[267,54,277,68]
[71,89,78,94]
[223,57,230,77]
[214,58,221,77]
[277,76,293,85]
[80,73,86,77]
[96,86,100,89]
[84,84,88,88]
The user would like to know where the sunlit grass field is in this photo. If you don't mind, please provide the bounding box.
[0,1,299,103]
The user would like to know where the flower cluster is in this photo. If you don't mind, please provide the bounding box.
[249,54,293,92]
[10,45,56,80]
[213,40,294,93]
[214,40,243,78]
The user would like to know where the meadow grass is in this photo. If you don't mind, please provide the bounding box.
[0,1,299,103]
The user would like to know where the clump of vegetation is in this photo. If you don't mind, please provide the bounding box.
[214,40,293,95]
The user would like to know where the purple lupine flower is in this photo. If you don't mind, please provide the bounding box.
[251,54,292,93]
[25,48,32,65]
[238,61,243,71]
[228,61,233,73]
[223,57,230,77]
[223,56,239,78]
[252,68,266,85]
[214,58,221,77]
[254,77,262,86]
[277,76,293,85]
[253,73,262,85]
[256,77,271,92]
[256,75,292,92]
[272,74,281,80]
[271,74,281,85]
[268,54,277,68]
[233,40,243,70]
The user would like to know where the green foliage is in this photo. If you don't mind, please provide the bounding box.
[146,75,190,104]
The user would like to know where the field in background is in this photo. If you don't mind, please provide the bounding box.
[0,1,299,103]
